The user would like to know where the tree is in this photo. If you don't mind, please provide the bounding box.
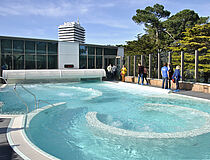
[170,23,210,82]
[163,9,209,42]
[132,4,170,49]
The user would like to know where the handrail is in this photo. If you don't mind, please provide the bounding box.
[13,89,29,113]
[37,99,55,109]
[14,83,37,110]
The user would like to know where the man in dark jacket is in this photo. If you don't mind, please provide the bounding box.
[138,63,144,85]
[172,66,181,91]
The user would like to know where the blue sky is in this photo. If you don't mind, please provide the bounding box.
[0,0,209,45]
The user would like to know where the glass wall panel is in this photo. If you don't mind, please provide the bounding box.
[48,55,58,69]
[79,45,87,55]
[37,42,46,54]
[13,54,24,69]
[25,55,35,69]
[1,39,12,53]
[79,55,87,69]
[1,54,12,69]
[96,56,102,68]
[104,48,117,56]
[25,41,35,54]
[96,48,102,55]
[37,55,46,69]
[88,56,95,69]
[13,40,24,54]
[48,42,58,55]
[88,47,95,55]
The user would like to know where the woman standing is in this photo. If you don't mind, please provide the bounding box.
[121,65,127,82]
[172,66,181,91]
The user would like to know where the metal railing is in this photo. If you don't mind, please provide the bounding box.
[14,83,37,110]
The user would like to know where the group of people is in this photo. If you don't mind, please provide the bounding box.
[137,63,149,85]
[161,63,181,91]
[113,62,181,92]
[107,64,117,80]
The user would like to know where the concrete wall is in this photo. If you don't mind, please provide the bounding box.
[58,41,79,69]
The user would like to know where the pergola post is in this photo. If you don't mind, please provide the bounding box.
[141,55,144,66]
[158,52,161,79]
[127,56,130,76]
[134,55,136,77]
[168,51,171,64]
[149,54,152,78]
[181,51,184,81]
[195,50,198,82]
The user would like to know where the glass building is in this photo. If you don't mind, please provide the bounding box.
[79,44,119,69]
[0,36,58,71]
[0,36,124,74]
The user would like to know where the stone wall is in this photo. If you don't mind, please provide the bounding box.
[125,76,210,94]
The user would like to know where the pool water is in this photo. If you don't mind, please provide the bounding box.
[1,82,210,160]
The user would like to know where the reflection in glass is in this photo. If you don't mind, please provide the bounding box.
[13,55,24,69]
[79,45,87,55]
[1,54,12,69]
[79,55,87,69]
[37,55,46,69]
[13,40,24,54]
[104,48,117,56]
[37,42,46,54]
[88,47,95,55]
[1,39,12,53]
[48,55,58,69]
[25,55,35,69]
[25,41,35,54]
[96,56,102,68]
[48,42,58,55]
[88,56,95,69]
[96,48,102,55]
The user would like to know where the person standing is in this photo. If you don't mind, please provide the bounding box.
[168,63,173,89]
[107,64,112,80]
[138,63,144,85]
[161,63,169,89]
[121,65,127,82]
[112,64,117,80]
[172,66,181,91]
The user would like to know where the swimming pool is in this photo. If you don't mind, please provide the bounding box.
[1,82,210,159]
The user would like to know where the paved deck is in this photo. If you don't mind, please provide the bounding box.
[0,118,23,160]
[175,90,210,100]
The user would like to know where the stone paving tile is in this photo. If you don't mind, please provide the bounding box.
[0,118,23,160]
[175,90,210,100]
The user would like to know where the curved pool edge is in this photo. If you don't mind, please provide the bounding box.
[3,102,66,160]
[86,104,210,139]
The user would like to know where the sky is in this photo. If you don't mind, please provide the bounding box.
[0,0,209,45]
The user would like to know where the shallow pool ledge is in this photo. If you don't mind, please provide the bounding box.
[5,102,66,160]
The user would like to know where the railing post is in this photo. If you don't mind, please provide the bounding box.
[149,54,152,78]
[127,56,130,76]
[181,51,184,81]
[133,56,136,77]
[195,50,198,82]
[158,52,161,79]
[168,51,171,64]
[141,55,144,66]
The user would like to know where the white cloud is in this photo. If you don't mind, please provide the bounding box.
[0,0,117,17]
[0,0,90,17]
